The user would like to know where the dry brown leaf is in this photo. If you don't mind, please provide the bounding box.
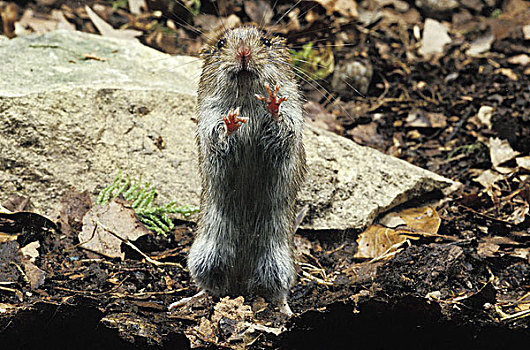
[20,241,40,261]
[477,240,500,258]
[185,296,253,347]
[244,0,273,25]
[315,0,358,18]
[466,33,494,56]
[1,194,30,212]
[508,202,529,225]
[304,101,343,134]
[56,189,92,236]
[512,248,530,261]
[79,198,151,259]
[478,235,527,258]
[516,156,530,171]
[347,123,385,148]
[0,2,18,38]
[354,224,410,259]
[489,137,520,168]
[379,213,406,228]
[21,258,46,289]
[473,169,505,189]
[194,13,241,37]
[18,9,75,34]
[0,303,17,314]
[507,54,530,65]
[186,317,218,347]
[212,296,253,323]
[524,24,530,40]
[20,241,46,289]
[406,110,447,128]
[486,236,521,245]
[356,206,444,259]
[128,0,146,15]
[494,68,518,81]
[477,106,494,129]
[394,206,442,234]
[419,19,451,57]
[85,5,141,41]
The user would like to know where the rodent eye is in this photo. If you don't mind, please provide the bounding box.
[217,39,226,50]
[260,37,272,47]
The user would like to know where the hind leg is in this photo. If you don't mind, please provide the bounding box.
[187,235,233,296]
[252,242,296,315]
[169,235,231,312]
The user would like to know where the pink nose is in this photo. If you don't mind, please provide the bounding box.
[236,44,251,60]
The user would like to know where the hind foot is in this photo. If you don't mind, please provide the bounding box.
[278,296,293,316]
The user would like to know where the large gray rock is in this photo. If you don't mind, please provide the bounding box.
[0,30,456,230]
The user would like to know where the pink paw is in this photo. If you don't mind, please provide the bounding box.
[255,83,288,120]
[222,107,248,135]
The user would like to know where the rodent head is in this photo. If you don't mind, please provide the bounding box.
[200,25,294,91]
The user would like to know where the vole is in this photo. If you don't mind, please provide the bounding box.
[171,25,306,315]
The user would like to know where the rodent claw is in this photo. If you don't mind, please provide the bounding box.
[223,107,247,135]
[256,82,288,120]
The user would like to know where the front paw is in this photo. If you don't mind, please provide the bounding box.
[255,83,288,120]
[222,107,248,135]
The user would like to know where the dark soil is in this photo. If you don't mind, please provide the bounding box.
[1,0,529,349]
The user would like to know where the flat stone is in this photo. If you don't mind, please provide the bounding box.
[299,126,455,229]
[0,30,456,230]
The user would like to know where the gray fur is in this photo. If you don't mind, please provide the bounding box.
[188,26,306,305]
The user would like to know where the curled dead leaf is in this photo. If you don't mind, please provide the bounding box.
[494,68,518,81]
[406,110,447,128]
[489,137,520,169]
[419,19,451,57]
[20,241,46,289]
[85,5,141,40]
[356,206,445,259]
[507,54,530,66]
[244,1,273,25]
[477,106,494,130]
[473,169,505,189]
[516,156,530,171]
[466,33,494,56]
[79,198,151,259]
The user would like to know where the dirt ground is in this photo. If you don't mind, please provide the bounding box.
[1,0,529,349]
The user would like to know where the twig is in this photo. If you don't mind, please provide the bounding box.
[95,220,183,268]
[53,276,129,296]
[368,239,410,263]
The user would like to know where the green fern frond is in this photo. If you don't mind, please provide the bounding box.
[96,171,199,236]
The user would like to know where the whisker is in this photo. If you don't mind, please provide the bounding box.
[267,0,304,36]
[290,43,358,49]
[152,1,218,42]
[265,58,349,115]
[208,0,228,35]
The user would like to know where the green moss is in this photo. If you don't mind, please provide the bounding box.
[96,170,199,236]
[290,42,335,81]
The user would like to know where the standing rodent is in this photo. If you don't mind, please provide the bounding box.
[187,25,305,314]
